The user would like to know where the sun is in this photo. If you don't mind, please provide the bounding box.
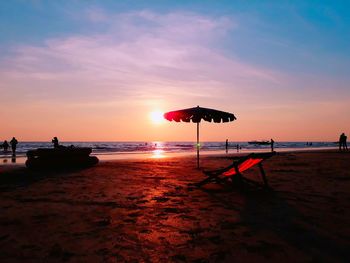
[150,111,164,124]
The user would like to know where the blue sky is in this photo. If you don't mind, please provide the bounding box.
[1,1,349,63]
[0,0,349,141]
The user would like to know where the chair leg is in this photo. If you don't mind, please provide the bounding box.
[231,165,244,188]
[258,163,269,187]
[196,177,212,187]
[196,173,219,187]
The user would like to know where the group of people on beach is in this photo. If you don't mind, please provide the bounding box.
[339,133,348,151]
[225,139,243,153]
[1,137,18,155]
[1,137,61,155]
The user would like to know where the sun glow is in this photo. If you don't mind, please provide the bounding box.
[151,149,166,159]
[150,111,164,124]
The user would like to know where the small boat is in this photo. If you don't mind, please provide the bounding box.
[26,147,98,170]
[248,140,271,145]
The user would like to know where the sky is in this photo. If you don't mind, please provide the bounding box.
[0,0,349,142]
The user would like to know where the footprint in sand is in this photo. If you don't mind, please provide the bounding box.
[48,244,75,261]
[128,211,141,218]
[152,196,170,202]
[95,217,111,227]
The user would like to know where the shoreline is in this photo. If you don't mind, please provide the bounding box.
[0,146,339,167]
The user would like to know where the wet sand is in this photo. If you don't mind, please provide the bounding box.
[0,150,350,262]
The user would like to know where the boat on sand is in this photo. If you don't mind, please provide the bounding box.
[247,140,271,145]
[26,147,98,170]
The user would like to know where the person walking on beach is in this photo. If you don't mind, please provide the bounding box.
[339,133,343,151]
[236,144,239,152]
[339,133,348,151]
[2,140,9,152]
[225,139,228,153]
[345,134,348,151]
[52,137,59,148]
[270,138,275,152]
[10,137,18,155]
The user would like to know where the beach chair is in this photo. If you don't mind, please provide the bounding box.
[197,152,276,188]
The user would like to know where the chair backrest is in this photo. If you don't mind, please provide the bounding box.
[222,152,274,177]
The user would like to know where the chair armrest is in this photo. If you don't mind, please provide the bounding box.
[203,163,235,176]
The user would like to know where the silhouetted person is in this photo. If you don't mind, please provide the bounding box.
[339,133,348,151]
[270,138,275,152]
[341,133,348,151]
[236,144,239,152]
[345,135,348,150]
[225,139,228,153]
[52,137,59,148]
[10,137,18,155]
[2,140,9,152]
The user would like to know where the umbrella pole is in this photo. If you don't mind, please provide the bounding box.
[197,122,199,169]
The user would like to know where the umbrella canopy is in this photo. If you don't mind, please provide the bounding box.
[164,106,237,168]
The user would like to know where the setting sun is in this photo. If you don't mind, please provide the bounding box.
[150,111,164,124]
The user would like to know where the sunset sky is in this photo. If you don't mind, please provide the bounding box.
[0,1,349,142]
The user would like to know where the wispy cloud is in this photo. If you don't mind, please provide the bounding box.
[0,9,280,106]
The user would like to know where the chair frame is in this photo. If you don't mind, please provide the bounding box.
[196,152,275,188]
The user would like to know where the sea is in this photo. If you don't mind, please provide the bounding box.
[0,141,338,165]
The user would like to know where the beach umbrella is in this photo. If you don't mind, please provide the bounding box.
[164,106,237,168]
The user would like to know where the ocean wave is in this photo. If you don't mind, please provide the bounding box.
[0,141,338,158]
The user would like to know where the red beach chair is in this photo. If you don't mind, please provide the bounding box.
[197,152,276,188]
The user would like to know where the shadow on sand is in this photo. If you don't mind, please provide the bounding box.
[0,166,95,192]
[200,183,350,262]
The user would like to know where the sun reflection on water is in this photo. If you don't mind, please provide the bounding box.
[151,149,166,159]
[150,142,167,158]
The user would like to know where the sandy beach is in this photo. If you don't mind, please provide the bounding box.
[0,150,350,262]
